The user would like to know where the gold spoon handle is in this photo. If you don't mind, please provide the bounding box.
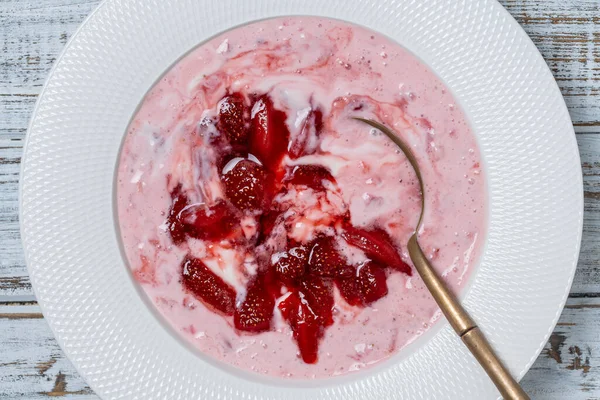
[408,235,530,400]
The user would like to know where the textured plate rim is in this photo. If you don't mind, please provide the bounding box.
[485,0,582,380]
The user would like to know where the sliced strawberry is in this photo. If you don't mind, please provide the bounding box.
[307,236,354,278]
[312,108,324,135]
[278,291,322,364]
[234,274,275,333]
[218,92,249,149]
[258,208,282,240]
[222,159,272,212]
[299,276,334,327]
[278,291,301,321]
[337,261,388,306]
[284,164,335,191]
[341,224,412,275]
[262,267,284,300]
[249,95,290,172]
[356,261,389,304]
[336,277,362,306]
[294,305,321,364]
[289,108,324,158]
[166,184,189,244]
[181,256,236,315]
[273,244,308,285]
[215,151,247,176]
[180,199,240,241]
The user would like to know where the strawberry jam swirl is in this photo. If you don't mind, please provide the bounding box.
[117,17,486,378]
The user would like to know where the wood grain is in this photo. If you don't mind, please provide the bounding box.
[503,0,600,131]
[0,304,96,399]
[1,0,599,398]
[521,298,600,399]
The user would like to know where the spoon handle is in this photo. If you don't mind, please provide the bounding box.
[408,234,530,400]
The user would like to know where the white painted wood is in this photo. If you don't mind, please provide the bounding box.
[0,303,97,399]
[521,298,600,399]
[503,0,600,130]
[0,0,599,397]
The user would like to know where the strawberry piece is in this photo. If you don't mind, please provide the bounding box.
[337,261,388,306]
[234,274,275,333]
[258,208,282,240]
[181,256,236,315]
[218,92,249,148]
[341,224,412,275]
[249,95,290,172]
[285,164,336,191]
[262,268,284,300]
[299,276,334,327]
[273,244,308,285]
[336,277,362,306]
[180,199,240,241]
[356,261,389,304]
[166,184,189,244]
[215,151,246,176]
[312,109,324,135]
[272,277,333,364]
[278,291,300,321]
[278,292,322,364]
[294,306,321,364]
[289,108,324,158]
[307,236,354,278]
[222,159,272,212]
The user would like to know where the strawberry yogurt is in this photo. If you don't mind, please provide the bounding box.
[116,17,486,378]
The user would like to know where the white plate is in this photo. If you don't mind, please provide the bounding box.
[20,0,583,399]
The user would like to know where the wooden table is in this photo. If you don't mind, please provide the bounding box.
[1,1,598,398]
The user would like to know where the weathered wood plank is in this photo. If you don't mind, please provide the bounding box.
[0,303,96,399]
[500,0,600,130]
[0,298,598,398]
[0,0,96,130]
[0,130,27,297]
[574,135,600,294]
[521,297,600,399]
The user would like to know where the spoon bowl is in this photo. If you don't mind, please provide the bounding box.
[354,117,530,400]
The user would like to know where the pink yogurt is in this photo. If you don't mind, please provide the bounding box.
[117,17,486,378]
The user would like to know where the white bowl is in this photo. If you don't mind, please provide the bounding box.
[20,0,583,398]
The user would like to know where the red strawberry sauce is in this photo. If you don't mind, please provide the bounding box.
[117,17,486,378]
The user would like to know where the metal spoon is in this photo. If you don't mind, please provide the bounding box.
[355,118,530,400]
